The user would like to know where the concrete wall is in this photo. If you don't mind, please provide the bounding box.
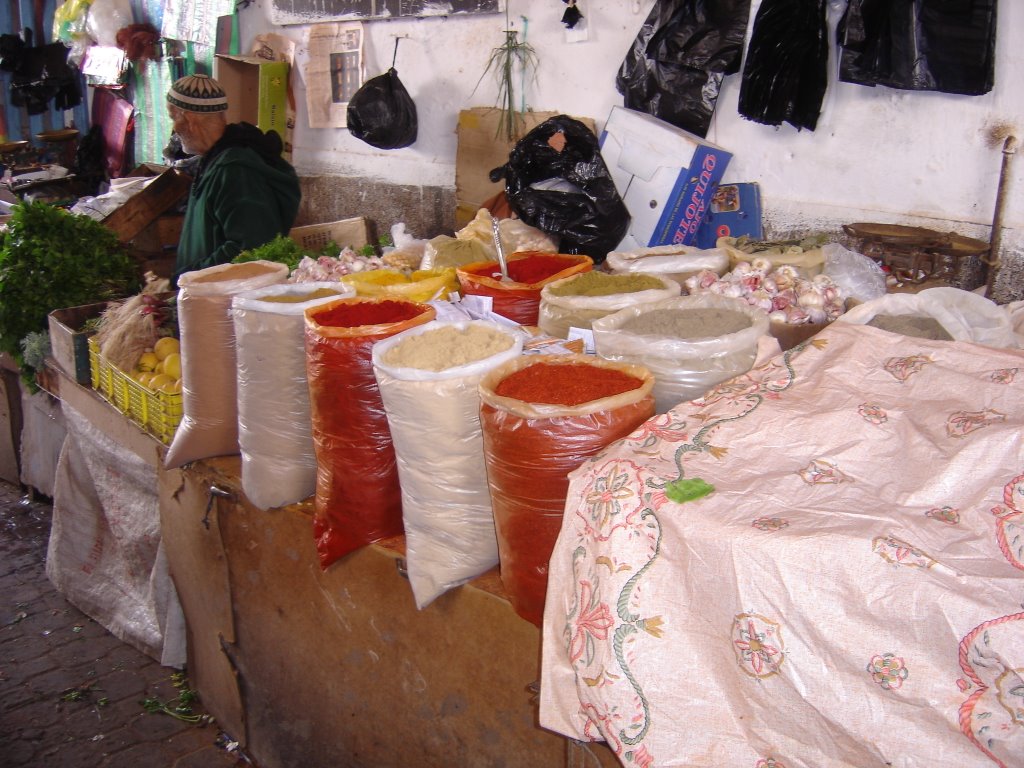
[241,0,1023,301]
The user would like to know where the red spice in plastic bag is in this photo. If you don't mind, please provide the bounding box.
[467,253,582,285]
[312,299,423,327]
[495,361,643,405]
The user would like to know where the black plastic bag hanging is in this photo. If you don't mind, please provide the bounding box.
[490,115,630,264]
[837,0,996,96]
[346,39,417,150]
[737,0,828,131]
[616,0,751,139]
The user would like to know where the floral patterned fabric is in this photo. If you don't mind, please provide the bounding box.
[540,323,1024,768]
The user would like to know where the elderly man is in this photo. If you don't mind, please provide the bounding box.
[167,73,301,279]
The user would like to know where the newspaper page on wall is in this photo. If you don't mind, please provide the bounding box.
[305,23,364,129]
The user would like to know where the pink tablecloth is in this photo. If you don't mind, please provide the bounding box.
[541,322,1024,768]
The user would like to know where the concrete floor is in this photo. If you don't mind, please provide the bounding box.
[0,480,252,767]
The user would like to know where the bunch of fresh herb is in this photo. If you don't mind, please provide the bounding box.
[0,201,140,372]
[233,234,345,271]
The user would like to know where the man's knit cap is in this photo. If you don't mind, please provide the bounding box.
[167,74,228,113]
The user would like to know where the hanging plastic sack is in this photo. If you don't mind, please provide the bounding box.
[479,355,656,626]
[838,0,996,96]
[538,271,682,339]
[456,252,592,326]
[305,297,436,568]
[231,282,355,511]
[834,287,1021,349]
[616,0,752,138]
[490,116,630,263]
[165,261,290,469]
[347,68,418,150]
[738,0,829,131]
[592,293,769,414]
[372,320,525,609]
[85,0,134,48]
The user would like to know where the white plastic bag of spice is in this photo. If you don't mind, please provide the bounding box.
[538,271,681,338]
[371,320,525,609]
[593,293,769,414]
[165,261,290,469]
[231,282,355,510]
[606,244,729,285]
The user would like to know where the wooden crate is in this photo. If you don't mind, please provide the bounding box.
[102,166,191,244]
[48,302,108,385]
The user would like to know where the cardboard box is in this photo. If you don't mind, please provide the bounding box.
[289,217,369,252]
[101,166,191,243]
[48,303,108,385]
[599,106,732,251]
[215,55,290,158]
[695,182,763,249]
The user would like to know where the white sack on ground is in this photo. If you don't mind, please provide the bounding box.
[592,293,769,413]
[372,320,524,609]
[47,404,185,667]
[836,286,1022,349]
[231,282,354,510]
[540,322,1024,767]
[165,261,289,469]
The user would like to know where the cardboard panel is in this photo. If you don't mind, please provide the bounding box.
[169,456,621,768]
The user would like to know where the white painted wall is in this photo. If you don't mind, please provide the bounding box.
[241,0,1022,267]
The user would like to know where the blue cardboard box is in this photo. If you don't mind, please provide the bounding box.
[599,106,732,250]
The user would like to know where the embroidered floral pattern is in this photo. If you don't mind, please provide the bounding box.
[867,653,909,690]
[569,580,615,665]
[872,535,937,569]
[925,506,960,525]
[958,612,1024,766]
[576,460,645,542]
[756,758,788,768]
[752,516,789,531]
[732,613,785,678]
[626,411,691,452]
[798,459,852,485]
[991,473,1024,571]
[884,354,932,382]
[946,409,1007,438]
[990,368,1018,384]
[858,403,888,425]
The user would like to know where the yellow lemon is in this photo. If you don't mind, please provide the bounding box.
[154,337,180,361]
[159,378,182,395]
[137,351,159,372]
[154,360,165,375]
[148,373,173,391]
[136,371,154,388]
[161,353,181,381]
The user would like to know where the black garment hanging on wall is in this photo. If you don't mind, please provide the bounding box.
[837,0,997,96]
[616,0,751,139]
[737,0,828,132]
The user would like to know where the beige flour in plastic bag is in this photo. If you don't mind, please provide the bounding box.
[164,261,289,469]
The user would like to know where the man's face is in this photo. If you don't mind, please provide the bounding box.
[168,106,199,155]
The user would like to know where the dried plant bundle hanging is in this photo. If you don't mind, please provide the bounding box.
[473,9,539,142]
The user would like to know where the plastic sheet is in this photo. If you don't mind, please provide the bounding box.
[231,282,355,511]
[456,252,592,325]
[478,355,656,626]
[165,261,290,470]
[592,293,769,413]
[372,320,525,608]
[838,0,997,96]
[738,0,829,131]
[538,273,682,339]
[490,116,630,263]
[346,68,418,150]
[616,0,752,138]
[305,297,435,568]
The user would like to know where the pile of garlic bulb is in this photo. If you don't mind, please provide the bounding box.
[684,258,845,325]
[290,248,388,282]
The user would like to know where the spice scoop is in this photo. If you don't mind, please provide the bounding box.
[491,215,510,281]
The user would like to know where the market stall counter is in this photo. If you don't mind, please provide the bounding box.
[159,455,621,768]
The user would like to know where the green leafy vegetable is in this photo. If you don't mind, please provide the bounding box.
[0,201,140,373]
[234,234,345,270]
